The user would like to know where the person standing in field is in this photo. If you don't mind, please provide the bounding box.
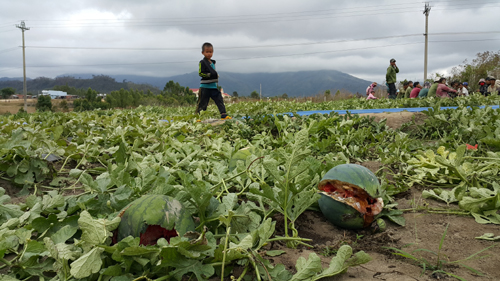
[410,82,422,98]
[195,42,231,120]
[404,81,413,98]
[386,59,399,99]
[366,82,377,96]
[418,82,431,98]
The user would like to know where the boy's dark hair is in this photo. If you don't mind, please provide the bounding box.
[202,42,213,52]
[414,82,420,87]
[403,82,409,86]
[408,81,413,84]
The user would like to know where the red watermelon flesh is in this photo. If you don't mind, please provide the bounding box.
[319,181,383,227]
[140,225,178,245]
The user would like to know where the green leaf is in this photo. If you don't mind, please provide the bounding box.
[121,246,159,256]
[78,210,113,245]
[102,264,122,276]
[50,225,78,244]
[290,252,322,281]
[69,168,83,179]
[70,247,104,279]
[266,250,286,257]
[475,233,500,241]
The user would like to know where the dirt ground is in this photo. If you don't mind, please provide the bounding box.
[0,99,71,114]
[358,111,428,130]
[3,111,499,280]
[266,160,500,281]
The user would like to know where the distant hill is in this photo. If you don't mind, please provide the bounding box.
[58,70,371,97]
[0,75,160,95]
[0,70,372,97]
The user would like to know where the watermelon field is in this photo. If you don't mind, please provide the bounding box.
[1,94,500,281]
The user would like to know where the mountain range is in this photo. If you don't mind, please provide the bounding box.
[0,70,372,97]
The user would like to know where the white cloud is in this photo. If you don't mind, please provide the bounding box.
[0,0,498,82]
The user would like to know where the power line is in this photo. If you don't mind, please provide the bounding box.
[21,0,495,24]
[0,47,18,54]
[0,38,498,73]
[23,1,424,22]
[0,42,426,68]
[21,31,500,51]
[23,34,423,51]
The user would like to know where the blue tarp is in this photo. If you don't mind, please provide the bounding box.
[158,105,500,122]
[284,105,500,116]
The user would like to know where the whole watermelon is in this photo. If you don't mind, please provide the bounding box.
[115,195,195,245]
[318,164,384,229]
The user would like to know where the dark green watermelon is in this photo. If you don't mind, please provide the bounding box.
[115,195,195,245]
[318,164,384,229]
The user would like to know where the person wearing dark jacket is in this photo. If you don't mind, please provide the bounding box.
[478,78,488,96]
[386,58,399,99]
[195,42,231,120]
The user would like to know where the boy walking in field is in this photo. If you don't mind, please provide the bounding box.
[195,42,231,120]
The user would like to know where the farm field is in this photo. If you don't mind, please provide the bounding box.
[1,94,500,281]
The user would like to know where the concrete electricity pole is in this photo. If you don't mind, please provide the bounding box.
[423,3,431,82]
[16,21,30,112]
[260,83,262,100]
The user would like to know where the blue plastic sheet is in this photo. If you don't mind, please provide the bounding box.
[284,105,500,117]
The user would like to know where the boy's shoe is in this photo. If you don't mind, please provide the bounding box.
[221,116,232,120]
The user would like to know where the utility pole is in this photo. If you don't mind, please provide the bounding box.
[260,84,262,100]
[423,3,431,82]
[16,21,30,112]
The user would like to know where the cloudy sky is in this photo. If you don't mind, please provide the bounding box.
[0,0,499,84]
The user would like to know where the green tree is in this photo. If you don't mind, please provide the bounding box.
[36,95,53,112]
[335,90,341,96]
[162,81,196,105]
[1,87,15,99]
[59,100,69,112]
[232,91,238,97]
[324,89,331,97]
[450,50,500,91]
[250,91,259,99]
[282,93,288,99]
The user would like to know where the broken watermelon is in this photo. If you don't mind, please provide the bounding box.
[318,164,384,229]
[114,195,195,245]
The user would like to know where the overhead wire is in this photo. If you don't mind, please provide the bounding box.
[23,34,423,51]
[20,31,500,51]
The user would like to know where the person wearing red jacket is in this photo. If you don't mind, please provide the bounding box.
[436,78,457,98]
[410,82,422,98]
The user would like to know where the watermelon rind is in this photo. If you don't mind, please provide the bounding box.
[318,164,384,229]
[116,195,195,242]
[319,164,380,198]
[318,194,366,229]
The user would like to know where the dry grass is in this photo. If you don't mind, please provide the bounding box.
[0,99,73,114]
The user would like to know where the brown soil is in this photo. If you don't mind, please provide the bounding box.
[264,161,500,281]
[0,179,27,204]
[358,111,427,130]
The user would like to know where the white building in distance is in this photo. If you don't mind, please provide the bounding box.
[41,90,67,99]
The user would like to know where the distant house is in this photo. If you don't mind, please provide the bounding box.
[41,90,67,99]
[189,88,200,97]
[222,93,231,99]
[10,94,32,99]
